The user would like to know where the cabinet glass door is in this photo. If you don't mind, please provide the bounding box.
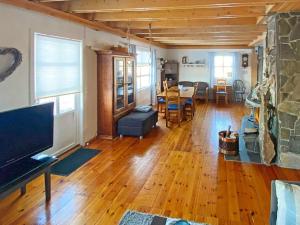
[114,57,125,111]
[126,59,135,105]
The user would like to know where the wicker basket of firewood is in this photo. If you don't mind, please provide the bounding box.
[219,126,239,155]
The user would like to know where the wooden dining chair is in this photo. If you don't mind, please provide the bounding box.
[165,89,183,127]
[156,80,169,113]
[184,83,197,120]
[216,79,228,104]
[163,80,169,91]
[157,96,166,113]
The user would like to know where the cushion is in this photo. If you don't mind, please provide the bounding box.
[275,180,300,225]
[158,97,166,103]
[185,98,193,105]
[216,91,227,94]
[196,90,206,95]
[168,104,182,110]
[134,105,152,112]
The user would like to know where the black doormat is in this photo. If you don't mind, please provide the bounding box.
[51,148,101,176]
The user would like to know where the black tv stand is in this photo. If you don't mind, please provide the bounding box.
[0,155,57,202]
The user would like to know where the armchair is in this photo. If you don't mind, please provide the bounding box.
[194,82,209,103]
[233,79,246,102]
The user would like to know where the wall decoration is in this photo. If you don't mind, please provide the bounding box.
[242,54,249,68]
[181,56,188,64]
[0,48,22,83]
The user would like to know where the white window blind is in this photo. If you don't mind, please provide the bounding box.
[34,34,81,98]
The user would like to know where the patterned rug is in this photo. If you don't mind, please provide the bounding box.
[119,211,209,225]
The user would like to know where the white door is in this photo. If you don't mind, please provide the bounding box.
[33,33,82,156]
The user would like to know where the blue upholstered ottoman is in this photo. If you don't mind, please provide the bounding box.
[117,110,158,139]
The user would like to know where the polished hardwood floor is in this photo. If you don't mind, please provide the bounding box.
[1,103,300,225]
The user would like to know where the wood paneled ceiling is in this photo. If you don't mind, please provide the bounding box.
[5,0,300,48]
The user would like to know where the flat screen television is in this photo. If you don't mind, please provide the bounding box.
[0,103,54,168]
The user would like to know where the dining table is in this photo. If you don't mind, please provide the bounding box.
[157,86,194,100]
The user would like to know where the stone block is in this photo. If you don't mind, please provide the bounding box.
[280,93,289,102]
[278,102,300,117]
[280,76,295,93]
[279,152,300,169]
[290,12,300,16]
[280,139,290,146]
[289,136,300,154]
[286,75,300,102]
[288,16,297,27]
[278,111,298,128]
[279,75,288,88]
[280,145,289,153]
[290,23,300,41]
[296,119,300,134]
[280,44,295,60]
[280,128,291,140]
[279,60,297,77]
[296,61,300,73]
[279,13,290,19]
[290,40,300,59]
[278,19,291,36]
[280,36,289,43]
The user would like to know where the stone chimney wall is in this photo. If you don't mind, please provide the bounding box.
[268,13,300,168]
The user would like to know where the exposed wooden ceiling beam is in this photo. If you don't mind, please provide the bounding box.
[141,33,260,38]
[0,0,166,48]
[149,37,255,41]
[108,18,258,29]
[249,32,267,46]
[161,41,251,45]
[92,7,266,21]
[166,45,252,49]
[38,0,70,2]
[272,2,300,12]
[130,26,266,34]
[69,0,299,13]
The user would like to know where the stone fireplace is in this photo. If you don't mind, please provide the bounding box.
[262,12,300,169]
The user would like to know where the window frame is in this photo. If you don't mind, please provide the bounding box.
[136,47,151,91]
[214,54,234,81]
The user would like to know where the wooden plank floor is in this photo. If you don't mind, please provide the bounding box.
[1,103,300,225]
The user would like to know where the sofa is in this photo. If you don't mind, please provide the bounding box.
[117,110,158,139]
[270,180,300,225]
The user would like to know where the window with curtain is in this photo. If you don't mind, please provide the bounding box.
[136,47,151,90]
[214,55,233,81]
[34,33,82,114]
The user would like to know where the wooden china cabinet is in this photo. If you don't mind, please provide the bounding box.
[96,50,136,139]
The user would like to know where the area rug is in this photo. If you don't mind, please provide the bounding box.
[119,210,209,225]
[51,148,101,176]
[224,135,262,164]
[224,116,262,164]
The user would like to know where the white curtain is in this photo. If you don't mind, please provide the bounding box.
[232,52,241,83]
[35,33,82,98]
[151,49,157,105]
[209,52,216,88]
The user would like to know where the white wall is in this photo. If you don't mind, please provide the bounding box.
[0,3,166,143]
[166,49,252,94]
